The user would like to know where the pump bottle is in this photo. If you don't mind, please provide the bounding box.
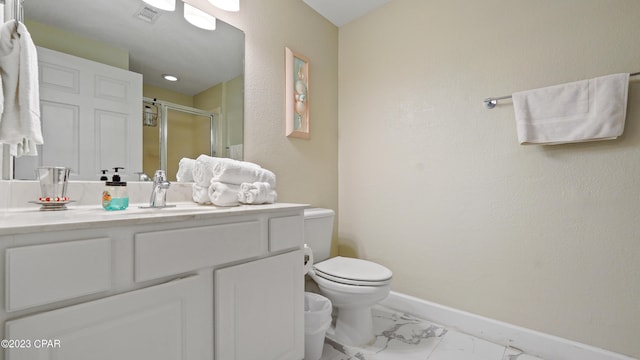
[102,167,129,211]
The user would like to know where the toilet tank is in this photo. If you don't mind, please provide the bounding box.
[304,208,334,262]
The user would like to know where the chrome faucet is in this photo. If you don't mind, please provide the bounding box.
[149,170,171,207]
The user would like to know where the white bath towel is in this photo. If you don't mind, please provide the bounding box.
[228,144,243,160]
[192,154,260,187]
[192,155,220,186]
[212,161,276,187]
[208,181,241,207]
[238,182,277,204]
[192,183,211,204]
[0,20,43,156]
[176,157,196,182]
[512,73,629,145]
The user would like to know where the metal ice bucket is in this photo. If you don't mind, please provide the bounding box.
[35,167,71,200]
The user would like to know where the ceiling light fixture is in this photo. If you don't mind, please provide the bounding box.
[207,0,239,12]
[162,74,179,82]
[184,3,217,30]
[141,0,176,11]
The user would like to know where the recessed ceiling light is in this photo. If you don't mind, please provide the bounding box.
[162,74,178,82]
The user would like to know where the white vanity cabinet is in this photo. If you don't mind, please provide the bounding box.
[215,250,304,360]
[0,204,306,360]
[5,273,212,360]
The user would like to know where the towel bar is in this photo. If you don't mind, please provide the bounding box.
[483,72,640,109]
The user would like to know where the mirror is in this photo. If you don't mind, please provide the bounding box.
[7,0,244,181]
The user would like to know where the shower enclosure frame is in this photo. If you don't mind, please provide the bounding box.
[143,97,217,173]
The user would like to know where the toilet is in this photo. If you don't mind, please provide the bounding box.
[304,208,392,346]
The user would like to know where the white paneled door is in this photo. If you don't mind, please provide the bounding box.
[14,47,142,180]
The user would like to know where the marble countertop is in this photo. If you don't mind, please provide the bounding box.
[0,202,308,236]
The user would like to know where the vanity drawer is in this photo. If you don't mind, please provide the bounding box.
[134,221,263,282]
[269,215,304,252]
[6,237,112,312]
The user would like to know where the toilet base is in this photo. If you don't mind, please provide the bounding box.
[333,306,375,346]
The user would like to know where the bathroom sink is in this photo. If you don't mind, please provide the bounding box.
[78,202,225,217]
[131,203,221,214]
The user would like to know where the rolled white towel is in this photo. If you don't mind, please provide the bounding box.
[192,155,220,187]
[238,182,277,204]
[192,183,211,204]
[176,157,196,182]
[212,162,276,187]
[208,182,241,207]
[193,155,260,187]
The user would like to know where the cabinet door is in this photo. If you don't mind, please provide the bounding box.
[215,250,303,360]
[5,274,212,360]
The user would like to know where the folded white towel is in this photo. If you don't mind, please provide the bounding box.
[238,182,277,204]
[192,154,260,187]
[212,161,276,187]
[512,73,629,145]
[208,181,240,207]
[0,21,43,156]
[192,183,211,204]
[176,157,196,182]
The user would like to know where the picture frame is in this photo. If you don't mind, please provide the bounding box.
[285,47,310,139]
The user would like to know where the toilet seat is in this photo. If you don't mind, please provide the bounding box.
[313,256,392,286]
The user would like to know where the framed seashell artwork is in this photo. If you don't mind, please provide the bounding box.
[285,47,310,139]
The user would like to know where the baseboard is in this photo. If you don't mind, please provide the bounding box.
[380,291,635,360]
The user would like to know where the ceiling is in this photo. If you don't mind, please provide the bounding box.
[24,0,244,96]
[302,0,392,27]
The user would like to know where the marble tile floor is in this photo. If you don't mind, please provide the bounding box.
[318,305,544,360]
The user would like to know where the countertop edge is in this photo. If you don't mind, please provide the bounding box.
[0,203,310,236]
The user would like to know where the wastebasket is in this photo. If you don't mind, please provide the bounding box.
[304,292,332,360]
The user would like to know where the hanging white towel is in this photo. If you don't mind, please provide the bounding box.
[512,73,629,145]
[228,144,243,160]
[176,157,196,182]
[208,181,241,207]
[0,20,43,156]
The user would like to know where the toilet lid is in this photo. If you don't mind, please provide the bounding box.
[313,256,392,286]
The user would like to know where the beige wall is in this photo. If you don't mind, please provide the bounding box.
[186,0,339,219]
[225,75,245,146]
[339,0,640,357]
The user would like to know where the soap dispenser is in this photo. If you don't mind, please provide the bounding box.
[102,167,129,211]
